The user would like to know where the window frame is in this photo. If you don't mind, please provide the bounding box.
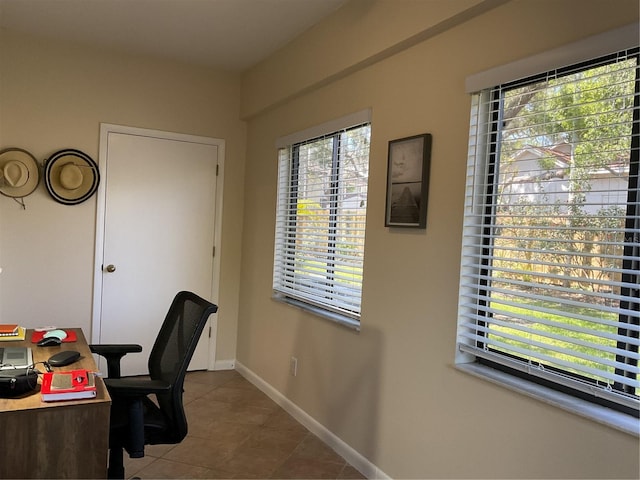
[273,113,372,330]
[456,41,640,434]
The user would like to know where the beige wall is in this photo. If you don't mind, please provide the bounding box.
[238,0,640,478]
[0,28,245,362]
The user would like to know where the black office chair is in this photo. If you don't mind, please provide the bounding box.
[90,291,218,479]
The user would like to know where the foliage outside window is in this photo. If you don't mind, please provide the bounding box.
[273,123,371,327]
[457,48,639,417]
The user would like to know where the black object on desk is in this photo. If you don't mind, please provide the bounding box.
[0,367,38,397]
[37,336,62,347]
[48,350,80,367]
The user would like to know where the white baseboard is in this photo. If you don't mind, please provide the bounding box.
[235,361,390,480]
[213,359,236,370]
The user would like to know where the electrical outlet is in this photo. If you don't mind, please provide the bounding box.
[290,356,298,377]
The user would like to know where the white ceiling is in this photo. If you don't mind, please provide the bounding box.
[0,0,345,71]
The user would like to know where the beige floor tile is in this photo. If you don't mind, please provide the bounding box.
[191,419,258,443]
[293,434,349,464]
[243,426,308,453]
[163,433,249,470]
[218,445,291,478]
[186,369,240,386]
[215,402,277,426]
[185,397,233,424]
[262,409,310,434]
[271,456,346,479]
[123,454,157,478]
[224,375,262,390]
[183,379,222,403]
[207,385,266,404]
[133,457,231,479]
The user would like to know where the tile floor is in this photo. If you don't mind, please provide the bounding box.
[123,369,366,479]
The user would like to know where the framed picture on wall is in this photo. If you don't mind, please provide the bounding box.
[385,133,432,228]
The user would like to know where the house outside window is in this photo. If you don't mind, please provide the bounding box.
[457,42,639,423]
[273,112,371,329]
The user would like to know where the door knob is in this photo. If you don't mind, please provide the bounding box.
[105,264,116,273]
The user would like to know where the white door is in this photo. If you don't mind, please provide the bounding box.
[93,125,223,376]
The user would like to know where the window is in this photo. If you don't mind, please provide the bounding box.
[273,115,371,328]
[457,47,639,418]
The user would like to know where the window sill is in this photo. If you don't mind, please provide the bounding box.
[455,362,639,437]
[272,295,360,332]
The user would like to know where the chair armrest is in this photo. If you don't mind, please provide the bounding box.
[90,344,143,355]
[104,377,171,397]
[89,344,143,379]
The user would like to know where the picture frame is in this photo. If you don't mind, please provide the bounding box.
[385,133,432,228]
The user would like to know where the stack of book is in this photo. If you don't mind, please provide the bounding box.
[0,324,26,341]
[41,369,97,402]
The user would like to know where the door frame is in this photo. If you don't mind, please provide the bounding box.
[91,123,225,371]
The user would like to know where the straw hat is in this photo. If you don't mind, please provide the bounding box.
[45,149,100,205]
[0,148,40,198]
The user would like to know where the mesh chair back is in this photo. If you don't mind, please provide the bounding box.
[148,291,218,441]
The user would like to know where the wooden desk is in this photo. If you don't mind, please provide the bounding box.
[0,329,110,479]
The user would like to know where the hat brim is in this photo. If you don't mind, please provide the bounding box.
[0,148,40,198]
[45,149,100,205]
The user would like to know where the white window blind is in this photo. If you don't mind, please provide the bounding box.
[457,48,640,415]
[273,122,371,325]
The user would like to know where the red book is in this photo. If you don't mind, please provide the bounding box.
[0,324,19,336]
[41,369,97,402]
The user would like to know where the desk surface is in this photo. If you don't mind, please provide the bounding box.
[0,328,111,411]
[0,328,111,479]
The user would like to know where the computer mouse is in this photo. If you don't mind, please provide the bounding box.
[37,336,62,347]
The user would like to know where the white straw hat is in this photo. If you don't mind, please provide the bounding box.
[0,148,40,198]
[45,149,100,205]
